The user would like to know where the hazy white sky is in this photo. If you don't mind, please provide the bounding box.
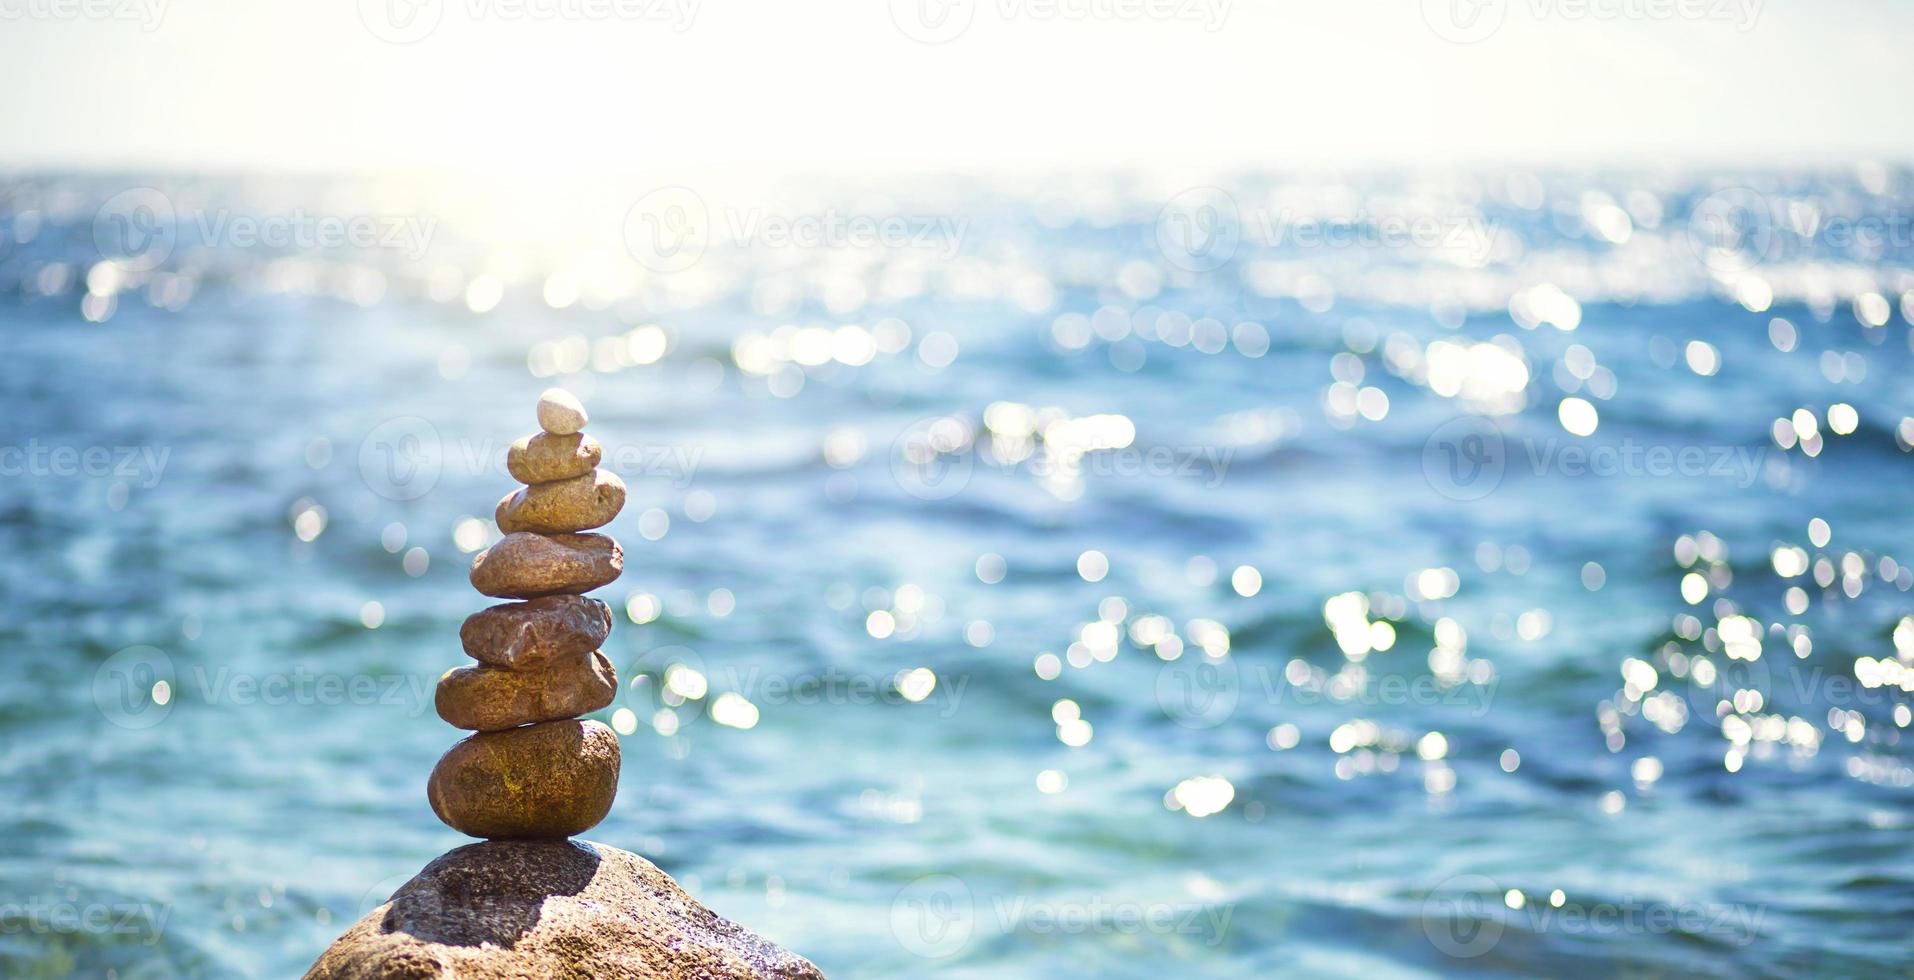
[0,0,1906,175]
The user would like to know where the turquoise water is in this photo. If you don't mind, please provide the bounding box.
[2,171,1912,977]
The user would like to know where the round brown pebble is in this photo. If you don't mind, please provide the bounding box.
[469,532,622,599]
[460,595,612,670]
[506,432,602,485]
[537,389,588,436]
[427,719,621,839]
[436,650,618,732]
[494,469,626,535]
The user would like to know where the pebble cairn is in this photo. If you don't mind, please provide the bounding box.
[427,389,628,839]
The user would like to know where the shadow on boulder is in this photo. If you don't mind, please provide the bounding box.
[307,839,824,979]
[379,839,601,948]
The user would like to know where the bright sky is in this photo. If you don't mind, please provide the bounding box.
[0,0,1906,176]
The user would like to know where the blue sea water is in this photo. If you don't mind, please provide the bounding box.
[1,169,1911,978]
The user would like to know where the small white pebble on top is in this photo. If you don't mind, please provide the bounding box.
[537,388,588,435]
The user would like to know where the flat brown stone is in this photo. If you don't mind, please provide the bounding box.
[460,595,612,670]
[436,650,618,732]
[427,720,621,839]
[469,532,622,599]
[303,839,825,979]
[506,432,602,485]
[494,469,626,534]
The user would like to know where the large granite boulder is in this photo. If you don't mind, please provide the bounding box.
[306,839,823,979]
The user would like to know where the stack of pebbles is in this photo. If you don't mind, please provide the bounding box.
[427,389,629,839]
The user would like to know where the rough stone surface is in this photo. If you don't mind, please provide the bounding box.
[303,839,825,979]
[427,720,620,839]
[506,431,602,485]
[495,469,626,534]
[459,595,612,670]
[436,650,618,732]
[537,388,589,436]
[469,532,622,599]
